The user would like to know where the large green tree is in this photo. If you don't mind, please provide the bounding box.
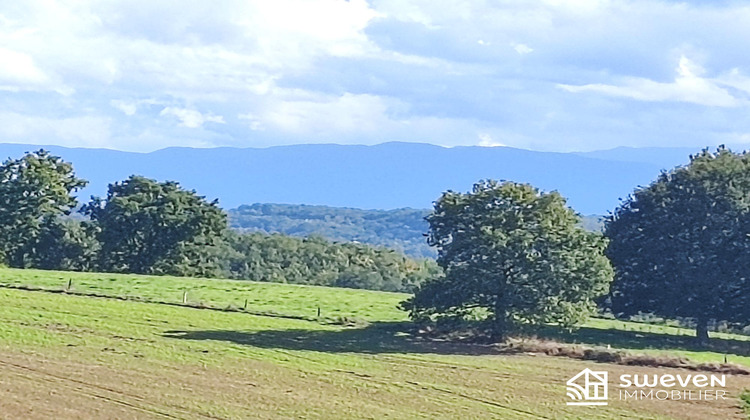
[84,176,227,275]
[0,150,87,267]
[606,147,750,343]
[28,218,100,271]
[403,180,613,339]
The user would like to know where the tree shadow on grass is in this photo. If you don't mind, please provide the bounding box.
[162,322,750,358]
[537,325,750,358]
[162,322,500,356]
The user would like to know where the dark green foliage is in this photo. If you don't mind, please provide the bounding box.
[228,203,435,258]
[84,176,228,275]
[150,236,237,279]
[224,231,439,292]
[606,146,750,343]
[404,180,613,339]
[0,150,87,267]
[28,218,99,271]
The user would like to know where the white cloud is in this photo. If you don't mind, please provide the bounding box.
[0,1,385,103]
[558,56,744,107]
[110,100,137,116]
[0,47,73,94]
[160,107,225,128]
[0,47,48,87]
[252,93,396,134]
[477,133,506,147]
[2,1,750,152]
[511,43,533,55]
[0,112,112,148]
[714,68,750,98]
[238,114,263,131]
[242,0,380,59]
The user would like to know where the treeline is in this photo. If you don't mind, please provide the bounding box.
[0,150,438,293]
[225,232,439,291]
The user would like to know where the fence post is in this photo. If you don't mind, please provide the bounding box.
[183,290,188,304]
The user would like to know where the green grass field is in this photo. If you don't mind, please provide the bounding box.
[0,267,749,418]
[0,267,407,322]
[3,267,750,367]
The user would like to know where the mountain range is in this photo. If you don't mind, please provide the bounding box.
[0,142,705,215]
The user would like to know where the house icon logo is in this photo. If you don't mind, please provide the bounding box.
[566,368,608,406]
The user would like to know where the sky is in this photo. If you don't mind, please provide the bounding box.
[2,0,750,152]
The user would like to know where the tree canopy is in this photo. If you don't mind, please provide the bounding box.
[606,146,750,343]
[224,231,438,292]
[84,176,228,275]
[0,149,87,267]
[403,180,612,339]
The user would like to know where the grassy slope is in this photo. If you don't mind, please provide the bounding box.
[2,267,750,366]
[0,268,749,418]
[0,267,407,323]
[2,287,748,419]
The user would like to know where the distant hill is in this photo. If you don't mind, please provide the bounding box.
[0,142,702,215]
[575,147,698,169]
[228,203,606,259]
[229,204,434,258]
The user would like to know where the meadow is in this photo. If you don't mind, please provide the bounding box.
[0,267,407,323]
[0,268,749,418]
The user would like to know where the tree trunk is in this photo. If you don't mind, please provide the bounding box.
[695,317,709,346]
[492,295,509,342]
[492,267,514,342]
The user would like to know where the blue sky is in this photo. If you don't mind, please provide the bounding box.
[1,0,750,152]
